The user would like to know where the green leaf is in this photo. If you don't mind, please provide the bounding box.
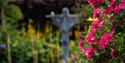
[5,4,23,21]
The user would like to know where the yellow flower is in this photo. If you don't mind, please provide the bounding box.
[36,31,43,39]
[27,25,36,37]
[45,23,49,33]
[87,17,97,21]
[74,30,79,38]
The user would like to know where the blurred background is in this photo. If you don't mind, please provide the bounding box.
[0,0,94,63]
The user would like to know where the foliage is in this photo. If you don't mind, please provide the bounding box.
[0,1,61,63]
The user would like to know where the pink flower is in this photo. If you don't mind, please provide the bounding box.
[111,48,117,58]
[92,28,97,33]
[91,21,98,33]
[87,0,105,8]
[87,32,96,43]
[85,46,94,60]
[122,0,125,3]
[100,39,108,49]
[122,0,125,10]
[79,39,83,47]
[93,8,100,18]
[91,18,103,32]
[110,0,116,8]
[102,33,113,42]
[92,18,101,28]
[102,0,116,14]
[111,28,115,34]
[79,39,85,52]
[98,21,104,29]
[99,33,113,49]
[102,7,114,14]
[115,3,122,14]
[92,21,98,28]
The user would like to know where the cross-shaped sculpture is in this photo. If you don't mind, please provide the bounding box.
[46,7,79,63]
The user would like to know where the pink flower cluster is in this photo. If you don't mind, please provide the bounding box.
[102,0,125,14]
[79,39,95,60]
[102,7,114,14]
[87,0,105,8]
[79,8,105,60]
[93,8,100,18]
[122,0,125,9]
[84,18,105,60]
[85,46,94,60]
[91,18,104,33]
[86,32,96,43]
[110,0,116,8]
[115,3,123,14]
[79,0,125,61]
[88,0,125,14]
[102,0,115,14]
[99,32,113,49]
[79,39,85,52]
[91,8,105,34]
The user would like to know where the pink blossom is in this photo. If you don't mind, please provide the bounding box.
[102,0,116,14]
[99,33,113,49]
[111,28,115,34]
[92,28,97,33]
[102,7,114,14]
[96,18,101,22]
[93,8,100,18]
[92,21,98,28]
[110,0,116,8]
[122,0,125,10]
[87,0,105,8]
[91,18,102,33]
[100,39,108,49]
[122,0,125,3]
[87,0,98,7]
[102,33,113,42]
[92,18,101,28]
[85,46,94,60]
[79,39,85,52]
[111,48,117,58]
[115,3,123,14]
[79,39,83,47]
[87,32,96,43]
[98,21,104,29]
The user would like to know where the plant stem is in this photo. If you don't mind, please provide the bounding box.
[50,31,53,63]
[32,36,38,63]
[7,34,12,63]
[56,31,60,63]
[1,6,5,30]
